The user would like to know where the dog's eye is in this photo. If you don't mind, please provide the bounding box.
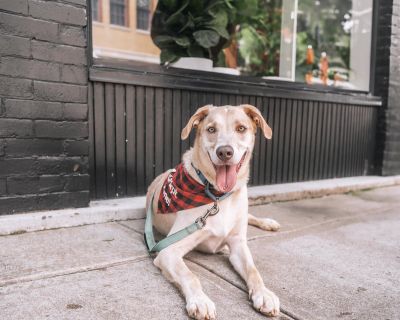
[237,125,247,133]
[207,127,216,133]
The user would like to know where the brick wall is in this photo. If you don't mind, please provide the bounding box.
[382,0,400,175]
[373,0,400,175]
[0,0,89,214]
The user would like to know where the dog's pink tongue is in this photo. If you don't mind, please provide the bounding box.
[216,165,237,192]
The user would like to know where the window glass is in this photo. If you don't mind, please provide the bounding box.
[110,0,128,26]
[91,0,373,91]
[294,0,373,90]
[137,0,150,31]
[92,0,100,22]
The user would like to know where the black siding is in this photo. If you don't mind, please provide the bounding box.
[89,81,379,200]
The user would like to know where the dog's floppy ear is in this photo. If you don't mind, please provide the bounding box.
[181,105,211,140]
[241,104,272,139]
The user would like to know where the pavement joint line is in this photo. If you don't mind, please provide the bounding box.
[187,258,302,320]
[116,220,144,236]
[247,204,397,243]
[0,255,149,288]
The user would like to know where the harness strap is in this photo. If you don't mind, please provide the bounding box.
[144,195,219,253]
[144,195,202,252]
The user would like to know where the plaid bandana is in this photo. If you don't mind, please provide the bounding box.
[157,163,224,214]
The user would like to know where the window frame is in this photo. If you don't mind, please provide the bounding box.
[136,0,151,31]
[91,0,103,22]
[109,0,129,27]
[87,0,381,98]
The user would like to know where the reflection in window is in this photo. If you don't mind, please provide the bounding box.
[235,0,372,90]
[92,0,159,64]
[137,0,150,31]
[294,0,372,90]
[110,0,128,27]
[91,0,101,22]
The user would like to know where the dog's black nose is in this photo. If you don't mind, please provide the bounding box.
[216,145,234,161]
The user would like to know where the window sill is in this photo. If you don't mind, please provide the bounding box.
[136,29,150,34]
[89,58,382,107]
[93,21,105,27]
[109,24,130,32]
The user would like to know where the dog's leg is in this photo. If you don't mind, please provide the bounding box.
[153,231,216,320]
[228,237,280,317]
[248,213,280,231]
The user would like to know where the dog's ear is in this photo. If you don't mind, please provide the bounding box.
[181,105,211,140]
[241,104,272,139]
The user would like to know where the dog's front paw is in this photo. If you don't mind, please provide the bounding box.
[250,287,280,317]
[186,293,216,320]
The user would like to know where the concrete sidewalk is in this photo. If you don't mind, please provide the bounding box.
[1,186,399,319]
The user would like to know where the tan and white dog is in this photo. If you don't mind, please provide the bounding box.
[146,104,281,319]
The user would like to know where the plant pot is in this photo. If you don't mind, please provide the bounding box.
[170,57,213,71]
[213,67,240,75]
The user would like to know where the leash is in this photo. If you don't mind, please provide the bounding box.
[144,164,231,253]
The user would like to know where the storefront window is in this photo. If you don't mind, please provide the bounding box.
[294,0,373,90]
[92,0,373,91]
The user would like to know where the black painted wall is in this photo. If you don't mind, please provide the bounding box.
[88,79,379,200]
[0,0,90,214]
[373,0,400,175]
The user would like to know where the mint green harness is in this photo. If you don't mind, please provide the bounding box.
[144,165,232,253]
[144,196,219,253]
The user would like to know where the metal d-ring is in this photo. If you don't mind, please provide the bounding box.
[195,201,219,228]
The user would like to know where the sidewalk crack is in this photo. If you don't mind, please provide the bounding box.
[0,255,149,288]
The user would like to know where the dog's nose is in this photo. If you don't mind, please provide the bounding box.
[216,145,234,161]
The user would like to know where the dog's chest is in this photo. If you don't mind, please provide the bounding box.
[196,191,247,253]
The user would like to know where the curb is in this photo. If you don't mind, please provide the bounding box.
[1,175,399,236]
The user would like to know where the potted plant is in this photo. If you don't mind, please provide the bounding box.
[151,0,235,72]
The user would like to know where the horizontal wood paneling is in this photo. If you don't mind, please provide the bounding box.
[89,81,379,199]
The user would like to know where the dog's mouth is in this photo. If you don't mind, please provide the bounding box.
[209,152,247,193]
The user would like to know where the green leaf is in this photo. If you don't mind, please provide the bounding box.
[153,35,175,46]
[193,30,220,48]
[160,50,178,64]
[178,15,195,33]
[223,0,234,9]
[165,0,189,26]
[175,37,191,47]
[188,0,204,12]
[187,45,205,57]
[161,0,177,10]
[207,25,230,39]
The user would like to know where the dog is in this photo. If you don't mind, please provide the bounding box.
[146,104,280,319]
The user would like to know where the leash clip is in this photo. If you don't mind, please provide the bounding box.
[195,202,219,228]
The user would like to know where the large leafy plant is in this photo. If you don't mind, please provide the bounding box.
[151,0,235,65]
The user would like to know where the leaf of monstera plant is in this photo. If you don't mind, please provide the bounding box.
[193,30,220,48]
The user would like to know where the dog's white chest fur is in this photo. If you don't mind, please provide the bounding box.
[194,187,248,253]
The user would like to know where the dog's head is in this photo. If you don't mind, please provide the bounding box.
[181,104,272,193]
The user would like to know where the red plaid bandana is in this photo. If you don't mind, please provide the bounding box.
[157,163,224,214]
